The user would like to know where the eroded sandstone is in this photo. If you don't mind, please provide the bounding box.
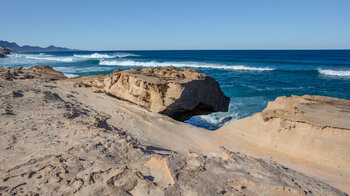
[29,65,68,80]
[217,95,350,192]
[75,66,230,121]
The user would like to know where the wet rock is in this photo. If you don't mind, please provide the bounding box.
[220,116,233,124]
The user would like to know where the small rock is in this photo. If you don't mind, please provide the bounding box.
[43,91,62,101]
[12,90,23,98]
[221,116,233,124]
[64,108,78,119]
[90,116,111,130]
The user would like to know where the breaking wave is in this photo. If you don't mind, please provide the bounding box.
[8,52,138,63]
[73,52,136,59]
[99,60,274,71]
[64,73,79,78]
[9,53,74,62]
[25,56,74,62]
[54,66,115,74]
[318,69,350,77]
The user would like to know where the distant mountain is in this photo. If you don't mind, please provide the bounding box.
[0,40,76,52]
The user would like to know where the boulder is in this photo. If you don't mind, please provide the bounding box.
[78,66,230,121]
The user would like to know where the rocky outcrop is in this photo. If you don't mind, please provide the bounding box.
[217,95,350,192]
[29,65,68,80]
[0,46,5,57]
[261,95,350,129]
[0,65,67,81]
[0,46,12,58]
[75,66,230,121]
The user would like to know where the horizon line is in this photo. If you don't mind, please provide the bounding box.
[57,48,350,52]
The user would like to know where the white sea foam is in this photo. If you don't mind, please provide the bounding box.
[74,53,116,59]
[25,56,74,62]
[74,52,137,59]
[54,66,114,73]
[318,69,350,77]
[187,96,269,129]
[64,73,79,78]
[9,53,74,62]
[199,113,237,125]
[8,54,26,58]
[99,60,274,71]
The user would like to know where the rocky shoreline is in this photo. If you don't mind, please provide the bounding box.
[0,46,12,58]
[0,66,349,195]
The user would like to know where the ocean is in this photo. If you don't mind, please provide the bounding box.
[1,50,350,130]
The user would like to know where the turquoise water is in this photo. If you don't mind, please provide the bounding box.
[1,50,350,129]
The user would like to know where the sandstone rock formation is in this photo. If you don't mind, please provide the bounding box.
[217,95,350,192]
[29,65,68,80]
[0,67,346,195]
[75,66,230,121]
[0,65,68,81]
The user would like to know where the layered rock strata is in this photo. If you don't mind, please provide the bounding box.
[75,66,230,121]
[217,95,350,192]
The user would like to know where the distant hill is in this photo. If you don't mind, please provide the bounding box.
[0,40,76,52]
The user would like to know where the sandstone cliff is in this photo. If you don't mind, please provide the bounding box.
[75,66,230,121]
[217,95,350,192]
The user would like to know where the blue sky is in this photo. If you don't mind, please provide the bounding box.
[1,0,350,50]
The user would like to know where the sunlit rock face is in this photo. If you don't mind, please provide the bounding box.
[78,66,230,121]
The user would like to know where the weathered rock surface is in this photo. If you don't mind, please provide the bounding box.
[217,95,350,193]
[75,66,230,121]
[0,65,67,81]
[29,65,68,80]
[262,95,350,129]
[0,67,346,195]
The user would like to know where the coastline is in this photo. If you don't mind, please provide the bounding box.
[0,66,349,195]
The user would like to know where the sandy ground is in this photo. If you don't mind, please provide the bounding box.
[0,66,348,195]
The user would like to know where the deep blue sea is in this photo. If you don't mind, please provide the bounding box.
[1,50,350,129]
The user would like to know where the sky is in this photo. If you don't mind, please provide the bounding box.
[1,0,350,50]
